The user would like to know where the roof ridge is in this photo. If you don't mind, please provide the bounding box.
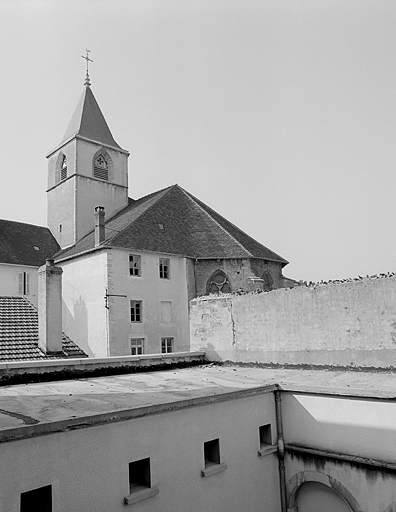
[178,186,288,264]
[0,218,50,230]
[176,186,253,258]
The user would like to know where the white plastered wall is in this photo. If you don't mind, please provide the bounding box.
[47,138,128,248]
[60,251,108,357]
[0,263,39,308]
[0,393,279,512]
[107,249,190,355]
[283,392,396,512]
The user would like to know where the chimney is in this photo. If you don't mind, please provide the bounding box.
[94,206,105,247]
[38,259,64,355]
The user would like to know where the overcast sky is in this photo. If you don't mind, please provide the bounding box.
[1,0,396,282]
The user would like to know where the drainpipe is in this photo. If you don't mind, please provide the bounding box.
[275,389,288,512]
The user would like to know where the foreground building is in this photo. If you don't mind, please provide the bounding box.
[0,361,394,512]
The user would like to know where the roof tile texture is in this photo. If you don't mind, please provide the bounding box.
[0,297,87,362]
[55,185,288,265]
[0,220,59,267]
[61,86,122,150]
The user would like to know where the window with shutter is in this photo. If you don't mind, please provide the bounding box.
[60,155,67,180]
[93,154,109,181]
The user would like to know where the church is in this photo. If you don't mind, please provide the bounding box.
[0,69,295,359]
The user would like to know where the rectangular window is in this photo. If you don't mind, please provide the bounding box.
[129,255,141,277]
[129,458,151,492]
[160,301,172,323]
[130,300,142,322]
[17,272,30,295]
[159,258,170,279]
[257,423,276,457]
[204,439,220,468]
[21,485,52,512]
[124,458,159,505]
[131,338,144,355]
[201,438,227,477]
[161,337,173,354]
[259,424,272,448]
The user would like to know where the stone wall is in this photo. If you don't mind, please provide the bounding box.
[193,258,284,296]
[190,275,396,368]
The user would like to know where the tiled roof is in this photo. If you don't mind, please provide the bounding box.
[58,85,124,151]
[0,296,87,362]
[55,185,288,265]
[0,219,59,267]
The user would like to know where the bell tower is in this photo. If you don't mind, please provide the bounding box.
[46,56,129,248]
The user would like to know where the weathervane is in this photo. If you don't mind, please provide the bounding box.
[81,49,93,86]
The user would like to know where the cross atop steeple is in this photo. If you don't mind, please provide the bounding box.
[81,49,93,86]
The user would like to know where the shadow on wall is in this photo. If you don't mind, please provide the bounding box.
[62,297,91,356]
[283,393,396,465]
[287,471,360,512]
[204,343,221,362]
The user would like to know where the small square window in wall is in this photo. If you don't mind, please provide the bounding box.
[258,424,277,457]
[159,258,170,279]
[129,255,141,277]
[161,337,173,354]
[21,485,52,512]
[124,458,159,506]
[130,301,142,322]
[201,438,227,477]
[131,338,144,355]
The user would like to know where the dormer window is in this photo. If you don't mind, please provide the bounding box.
[93,154,109,181]
[60,155,67,180]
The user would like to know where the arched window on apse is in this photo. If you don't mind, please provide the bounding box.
[93,154,109,181]
[60,155,67,181]
[206,269,232,294]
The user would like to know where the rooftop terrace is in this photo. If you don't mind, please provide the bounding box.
[1,364,396,444]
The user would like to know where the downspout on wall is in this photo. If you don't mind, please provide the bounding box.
[275,389,288,512]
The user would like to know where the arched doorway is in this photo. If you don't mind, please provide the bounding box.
[297,481,353,512]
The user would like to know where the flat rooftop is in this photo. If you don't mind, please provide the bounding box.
[1,364,396,443]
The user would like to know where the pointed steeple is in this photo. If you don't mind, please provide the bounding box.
[60,85,122,150]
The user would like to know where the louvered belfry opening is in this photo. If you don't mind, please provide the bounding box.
[93,154,109,181]
[60,155,67,181]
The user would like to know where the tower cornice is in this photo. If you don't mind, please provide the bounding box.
[46,134,130,159]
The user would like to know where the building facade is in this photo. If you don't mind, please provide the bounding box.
[0,219,59,308]
[47,79,294,357]
[0,362,396,512]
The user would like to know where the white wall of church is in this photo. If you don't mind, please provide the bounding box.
[60,251,108,357]
[107,249,190,356]
[47,139,128,247]
[0,263,38,307]
[47,177,76,248]
[0,392,279,512]
[74,175,128,242]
